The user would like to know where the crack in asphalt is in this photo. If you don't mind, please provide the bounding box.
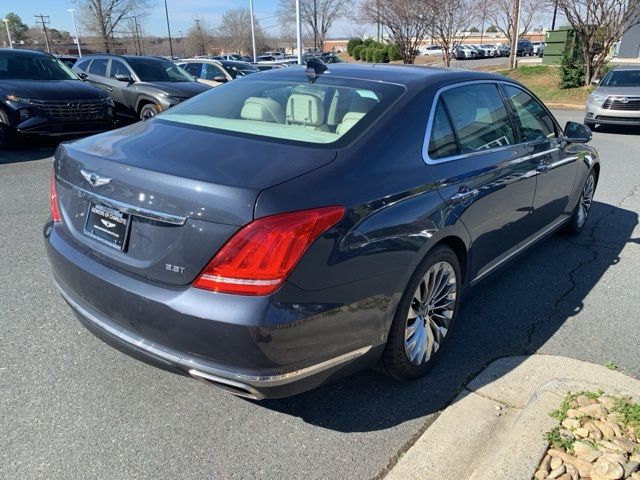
[524,180,640,353]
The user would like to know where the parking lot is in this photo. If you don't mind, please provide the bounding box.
[1,110,639,479]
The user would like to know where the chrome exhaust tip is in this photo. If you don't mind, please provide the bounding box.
[188,369,263,400]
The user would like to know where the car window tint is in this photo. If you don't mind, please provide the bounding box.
[202,64,225,80]
[428,99,459,159]
[110,60,130,79]
[88,58,108,76]
[182,63,202,77]
[502,84,556,141]
[441,83,515,152]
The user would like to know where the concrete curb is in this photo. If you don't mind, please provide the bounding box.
[384,355,640,480]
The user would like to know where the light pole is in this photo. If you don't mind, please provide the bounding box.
[249,0,257,62]
[295,0,302,64]
[2,18,12,49]
[67,9,82,57]
[164,0,174,59]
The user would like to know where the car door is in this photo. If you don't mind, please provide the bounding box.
[424,82,540,283]
[105,59,136,119]
[201,63,228,86]
[85,57,110,92]
[501,83,578,234]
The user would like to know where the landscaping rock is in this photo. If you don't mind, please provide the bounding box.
[598,396,616,410]
[612,437,638,454]
[624,461,640,478]
[534,469,549,479]
[594,420,616,439]
[565,463,579,480]
[578,403,608,418]
[579,450,603,463]
[576,395,592,407]
[551,457,563,469]
[585,421,604,440]
[574,441,597,457]
[548,449,593,477]
[548,465,566,479]
[574,427,590,438]
[590,456,624,480]
[567,409,587,419]
[563,418,581,430]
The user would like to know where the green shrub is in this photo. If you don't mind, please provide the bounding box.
[559,49,585,89]
[377,47,390,63]
[366,48,375,63]
[387,44,402,61]
[363,38,376,47]
[352,45,364,60]
[347,38,363,57]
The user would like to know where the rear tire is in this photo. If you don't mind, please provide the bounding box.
[565,170,597,236]
[381,246,462,380]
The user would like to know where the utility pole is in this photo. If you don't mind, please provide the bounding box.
[134,17,143,55]
[164,0,174,58]
[551,0,558,31]
[195,19,205,56]
[34,14,51,53]
[249,0,257,62]
[313,0,318,51]
[179,30,185,58]
[509,0,521,69]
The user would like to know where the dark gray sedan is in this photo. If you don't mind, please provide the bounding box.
[45,64,600,399]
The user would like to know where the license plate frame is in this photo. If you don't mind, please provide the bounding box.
[84,202,131,251]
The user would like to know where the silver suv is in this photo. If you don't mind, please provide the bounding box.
[585,67,640,130]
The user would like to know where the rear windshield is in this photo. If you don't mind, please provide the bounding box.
[126,58,194,82]
[160,76,404,145]
[601,70,640,87]
[0,52,78,80]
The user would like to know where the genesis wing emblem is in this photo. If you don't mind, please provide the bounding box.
[100,219,116,228]
[81,169,111,187]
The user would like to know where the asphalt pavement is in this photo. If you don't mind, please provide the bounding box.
[1,111,639,480]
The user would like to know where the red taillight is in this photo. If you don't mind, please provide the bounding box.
[193,206,345,296]
[50,169,62,222]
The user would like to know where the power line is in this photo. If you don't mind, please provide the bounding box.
[34,14,51,53]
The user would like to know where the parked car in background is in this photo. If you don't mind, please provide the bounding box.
[585,66,640,129]
[178,59,258,87]
[497,44,511,57]
[454,45,477,59]
[254,63,286,71]
[213,54,249,62]
[516,40,534,56]
[532,41,545,56]
[469,45,487,58]
[73,54,209,121]
[46,63,599,400]
[479,45,499,57]
[421,45,445,57]
[0,49,115,147]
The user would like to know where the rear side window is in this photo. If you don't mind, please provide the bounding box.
[502,84,556,141]
[428,99,459,159]
[88,58,108,76]
[75,59,91,72]
[441,83,515,152]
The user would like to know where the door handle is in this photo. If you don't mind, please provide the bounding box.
[450,188,479,202]
[536,163,550,174]
[107,87,113,92]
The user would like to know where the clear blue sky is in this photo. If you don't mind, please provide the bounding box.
[1,0,308,38]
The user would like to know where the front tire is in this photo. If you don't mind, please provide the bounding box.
[139,103,160,120]
[381,246,462,380]
[565,170,597,235]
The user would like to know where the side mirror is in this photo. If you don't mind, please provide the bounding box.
[213,75,228,83]
[114,74,134,83]
[591,77,600,86]
[564,121,592,143]
[77,72,88,80]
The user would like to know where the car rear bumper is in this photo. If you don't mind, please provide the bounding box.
[44,222,382,399]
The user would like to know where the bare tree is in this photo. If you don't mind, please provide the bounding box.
[185,18,215,57]
[360,0,431,64]
[556,0,640,85]
[278,0,351,51]
[485,0,539,45]
[75,0,151,52]
[429,0,473,66]
[218,8,266,55]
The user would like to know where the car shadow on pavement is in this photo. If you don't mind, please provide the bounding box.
[0,140,61,165]
[261,200,638,432]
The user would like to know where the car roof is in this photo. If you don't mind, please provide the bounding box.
[0,48,52,58]
[261,63,513,87]
[611,65,640,71]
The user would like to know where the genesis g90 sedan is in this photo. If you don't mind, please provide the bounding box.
[45,64,599,399]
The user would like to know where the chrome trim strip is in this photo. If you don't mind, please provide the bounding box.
[548,156,578,170]
[188,370,263,400]
[54,277,372,390]
[57,176,187,225]
[471,216,568,284]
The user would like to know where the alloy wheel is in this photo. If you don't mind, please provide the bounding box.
[404,261,457,366]
[576,174,595,228]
